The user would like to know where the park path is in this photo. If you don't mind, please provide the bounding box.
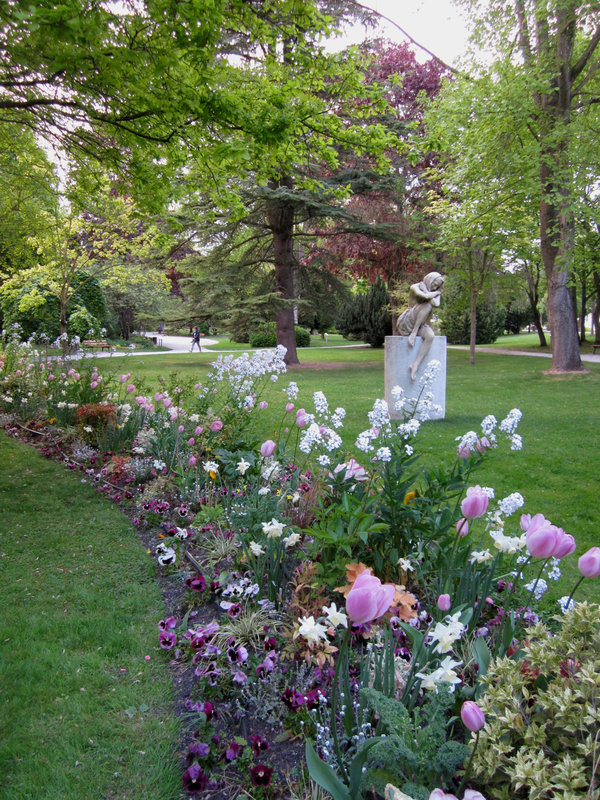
[72,335,600,363]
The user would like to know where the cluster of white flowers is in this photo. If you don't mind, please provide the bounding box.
[284,381,299,400]
[416,655,462,693]
[481,414,498,443]
[203,346,287,399]
[428,611,466,654]
[497,492,525,516]
[557,595,575,613]
[313,391,329,415]
[525,577,548,600]
[368,398,391,430]
[469,548,494,564]
[499,407,522,434]
[547,557,562,581]
[376,446,392,462]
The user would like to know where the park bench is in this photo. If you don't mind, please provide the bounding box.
[592,343,600,354]
[82,339,111,351]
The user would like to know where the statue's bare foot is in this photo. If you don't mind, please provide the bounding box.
[408,332,416,347]
[410,362,418,381]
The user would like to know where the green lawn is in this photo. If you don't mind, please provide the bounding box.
[0,435,182,800]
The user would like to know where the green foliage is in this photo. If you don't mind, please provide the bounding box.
[249,322,310,348]
[336,277,392,347]
[68,304,101,340]
[360,685,469,799]
[472,602,600,799]
[440,297,505,345]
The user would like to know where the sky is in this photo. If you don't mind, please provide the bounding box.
[334,0,471,67]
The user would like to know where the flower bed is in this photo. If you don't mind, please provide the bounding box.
[1,336,599,800]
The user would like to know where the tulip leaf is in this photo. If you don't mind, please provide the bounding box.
[305,740,351,800]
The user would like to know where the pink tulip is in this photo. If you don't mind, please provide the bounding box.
[464,792,487,800]
[578,547,600,578]
[461,700,485,732]
[456,518,469,536]
[194,426,203,435]
[188,438,195,446]
[127,383,135,393]
[552,528,576,559]
[155,391,164,401]
[525,514,558,558]
[163,397,173,409]
[429,791,458,800]
[437,594,451,611]
[188,456,197,467]
[345,569,395,624]
[461,487,489,519]
[259,401,268,410]
[520,513,531,532]
[90,381,98,389]
[286,402,294,412]
[476,436,491,453]
[260,439,276,458]
[210,420,223,432]
[178,424,184,433]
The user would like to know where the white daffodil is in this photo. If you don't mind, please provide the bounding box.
[249,541,265,556]
[262,518,286,538]
[397,557,414,572]
[297,615,329,644]
[283,532,301,549]
[236,459,251,475]
[322,603,348,629]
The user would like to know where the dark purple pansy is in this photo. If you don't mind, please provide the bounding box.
[250,764,273,786]
[248,734,270,757]
[182,763,208,794]
[158,629,177,649]
[185,574,206,593]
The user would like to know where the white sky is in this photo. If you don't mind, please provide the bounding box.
[333,0,471,66]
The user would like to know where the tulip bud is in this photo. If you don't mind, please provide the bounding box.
[461,487,489,519]
[437,593,451,611]
[461,700,485,732]
[578,547,600,578]
[260,439,276,458]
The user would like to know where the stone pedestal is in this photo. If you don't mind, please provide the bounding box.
[384,335,447,420]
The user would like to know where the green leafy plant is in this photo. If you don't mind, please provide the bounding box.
[471,602,600,799]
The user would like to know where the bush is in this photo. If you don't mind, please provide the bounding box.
[471,602,600,799]
[440,300,505,344]
[336,277,392,347]
[249,322,310,348]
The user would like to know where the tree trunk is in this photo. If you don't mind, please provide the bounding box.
[266,176,299,366]
[579,272,587,342]
[539,153,584,371]
[593,268,600,344]
[469,286,477,365]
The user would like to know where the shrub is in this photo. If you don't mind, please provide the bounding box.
[249,322,310,348]
[471,602,600,799]
[440,299,505,345]
[336,277,392,347]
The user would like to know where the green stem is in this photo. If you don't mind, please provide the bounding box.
[457,729,480,796]
[527,557,550,606]
[565,576,584,611]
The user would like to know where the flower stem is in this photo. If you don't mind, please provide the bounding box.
[565,576,584,611]
[457,729,480,796]
[331,626,351,785]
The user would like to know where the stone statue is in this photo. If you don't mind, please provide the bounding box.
[396,271,444,381]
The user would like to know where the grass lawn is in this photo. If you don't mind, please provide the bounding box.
[0,435,182,800]
[105,345,600,607]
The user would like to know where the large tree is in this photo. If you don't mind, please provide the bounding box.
[449,0,600,372]
[2,1,401,363]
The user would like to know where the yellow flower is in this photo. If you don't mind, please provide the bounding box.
[403,490,418,504]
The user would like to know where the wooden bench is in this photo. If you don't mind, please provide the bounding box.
[592,343,600,353]
[82,340,111,351]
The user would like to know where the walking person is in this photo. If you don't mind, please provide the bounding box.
[190,326,202,352]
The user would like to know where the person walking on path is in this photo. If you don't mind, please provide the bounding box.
[190,326,202,352]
